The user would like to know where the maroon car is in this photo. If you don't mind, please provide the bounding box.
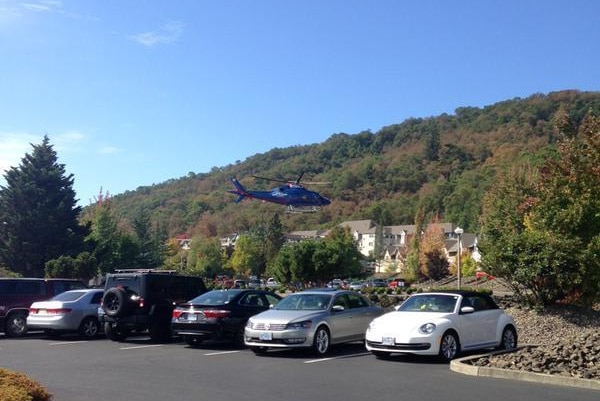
[0,278,87,337]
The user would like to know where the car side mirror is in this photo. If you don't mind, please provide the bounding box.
[460,306,475,314]
[332,305,345,312]
[394,305,401,311]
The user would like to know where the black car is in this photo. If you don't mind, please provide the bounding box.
[101,269,207,342]
[171,289,281,347]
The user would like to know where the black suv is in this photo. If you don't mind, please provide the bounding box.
[101,270,207,342]
[0,278,87,337]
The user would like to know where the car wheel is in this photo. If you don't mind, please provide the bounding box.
[5,312,28,337]
[232,326,246,348]
[250,346,268,355]
[102,288,130,318]
[439,331,460,362]
[498,326,518,351]
[78,317,100,339]
[372,351,391,359]
[312,326,330,356]
[104,322,129,341]
[184,335,203,347]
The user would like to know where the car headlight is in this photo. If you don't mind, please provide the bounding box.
[367,320,378,332]
[286,320,312,330]
[246,320,253,328]
[418,323,436,334]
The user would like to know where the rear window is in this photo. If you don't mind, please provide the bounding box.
[52,290,87,302]
[188,290,242,305]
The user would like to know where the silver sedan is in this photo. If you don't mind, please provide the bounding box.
[245,289,384,356]
[27,289,104,339]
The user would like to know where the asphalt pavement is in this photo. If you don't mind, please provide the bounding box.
[0,333,598,401]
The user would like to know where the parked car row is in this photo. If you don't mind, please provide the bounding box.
[2,273,519,362]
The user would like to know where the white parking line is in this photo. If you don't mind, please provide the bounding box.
[119,344,164,350]
[49,341,89,346]
[304,352,371,364]
[204,350,242,356]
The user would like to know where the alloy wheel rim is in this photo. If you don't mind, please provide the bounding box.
[441,334,457,359]
[316,330,329,353]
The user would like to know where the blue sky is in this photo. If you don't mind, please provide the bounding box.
[1,0,599,205]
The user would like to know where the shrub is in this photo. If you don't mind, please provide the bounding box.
[0,368,52,401]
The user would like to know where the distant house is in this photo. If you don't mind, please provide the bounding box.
[175,234,192,250]
[219,219,480,274]
[220,233,239,249]
[285,230,328,243]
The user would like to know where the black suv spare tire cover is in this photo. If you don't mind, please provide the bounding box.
[102,288,131,317]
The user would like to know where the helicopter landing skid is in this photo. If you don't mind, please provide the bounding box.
[286,206,320,213]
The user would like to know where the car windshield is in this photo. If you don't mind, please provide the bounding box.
[398,294,458,313]
[51,291,87,302]
[188,290,242,305]
[275,293,331,310]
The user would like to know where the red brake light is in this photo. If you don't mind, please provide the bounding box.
[172,310,183,319]
[29,308,38,314]
[46,308,72,315]
[138,297,145,308]
[202,310,231,318]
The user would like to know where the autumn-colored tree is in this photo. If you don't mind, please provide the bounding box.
[419,219,449,281]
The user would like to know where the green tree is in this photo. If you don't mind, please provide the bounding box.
[480,112,600,306]
[264,213,285,264]
[0,136,87,277]
[131,207,166,268]
[45,252,97,282]
[228,234,262,277]
[85,201,138,275]
[186,237,223,278]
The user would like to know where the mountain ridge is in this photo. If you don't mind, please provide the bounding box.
[84,90,600,239]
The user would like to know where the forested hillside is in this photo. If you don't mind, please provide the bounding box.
[84,90,600,238]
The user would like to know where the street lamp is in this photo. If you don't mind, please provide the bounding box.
[454,227,463,290]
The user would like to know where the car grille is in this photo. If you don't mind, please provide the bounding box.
[366,340,431,351]
[251,323,286,331]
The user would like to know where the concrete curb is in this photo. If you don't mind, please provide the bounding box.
[450,346,600,391]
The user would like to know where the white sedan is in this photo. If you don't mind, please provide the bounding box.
[365,291,517,361]
[27,289,104,339]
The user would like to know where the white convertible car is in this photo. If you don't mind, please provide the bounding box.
[365,290,517,361]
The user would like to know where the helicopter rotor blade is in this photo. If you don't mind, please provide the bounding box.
[251,175,290,184]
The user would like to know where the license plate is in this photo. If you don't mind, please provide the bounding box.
[186,314,198,321]
[259,332,273,341]
[382,337,395,346]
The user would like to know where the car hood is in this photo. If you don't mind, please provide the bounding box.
[370,311,452,331]
[250,309,326,323]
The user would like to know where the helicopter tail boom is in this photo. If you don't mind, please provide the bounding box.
[229,178,250,203]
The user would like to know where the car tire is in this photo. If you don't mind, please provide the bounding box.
[5,311,28,337]
[250,346,268,355]
[78,317,100,339]
[439,331,460,362]
[312,326,330,357]
[372,351,391,359]
[498,326,518,351]
[232,326,246,348]
[102,288,130,318]
[104,322,129,341]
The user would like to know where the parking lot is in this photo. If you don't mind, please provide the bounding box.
[1,333,598,401]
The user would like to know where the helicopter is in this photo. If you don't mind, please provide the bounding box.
[229,173,331,213]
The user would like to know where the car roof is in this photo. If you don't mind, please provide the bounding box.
[296,289,351,295]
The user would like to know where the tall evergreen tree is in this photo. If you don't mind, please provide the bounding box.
[0,136,87,277]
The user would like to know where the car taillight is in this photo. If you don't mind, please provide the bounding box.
[202,309,231,318]
[29,308,38,314]
[172,309,183,319]
[46,309,72,315]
